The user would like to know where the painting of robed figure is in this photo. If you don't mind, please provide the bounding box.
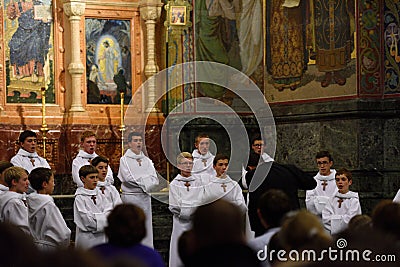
[85,18,132,104]
[4,0,55,104]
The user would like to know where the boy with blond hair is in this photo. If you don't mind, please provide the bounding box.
[72,130,114,187]
[322,168,361,235]
[169,152,204,267]
[74,165,113,249]
[27,167,71,250]
[0,166,30,235]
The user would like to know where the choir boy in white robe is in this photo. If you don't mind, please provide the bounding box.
[306,151,338,217]
[203,154,248,215]
[74,165,113,250]
[0,161,13,195]
[169,152,204,267]
[11,130,51,174]
[393,189,400,203]
[118,131,159,248]
[0,166,30,235]
[322,168,361,235]
[91,156,122,208]
[27,167,71,250]
[247,189,291,267]
[203,154,253,239]
[192,133,216,177]
[72,130,114,187]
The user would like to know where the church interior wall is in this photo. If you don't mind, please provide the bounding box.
[0,0,398,215]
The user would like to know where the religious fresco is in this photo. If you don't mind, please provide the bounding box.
[4,0,55,104]
[188,0,358,104]
[85,18,131,105]
[264,0,357,103]
[384,0,400,94]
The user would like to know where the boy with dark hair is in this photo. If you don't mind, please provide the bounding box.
[74,165,113,249]
[118,131,159,248]
[203,154,252,240]
[248,189,292,267]
[192,133,216,176]
[11,130,50,173]
[322,168,361,235]
[91,156,122,208]
[72,130,114,187]
[0,161,13,194]
[306,150,337,217]
[203,154,247,215]
[26,167,71,250]
[0,166,30,235]
[250,135,274,163]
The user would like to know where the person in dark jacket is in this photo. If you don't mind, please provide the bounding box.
[244,160,317,237]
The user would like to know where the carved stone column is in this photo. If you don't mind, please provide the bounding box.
[140,1,162,113]
[63,0,86,113]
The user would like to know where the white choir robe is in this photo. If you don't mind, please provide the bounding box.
[168,174,204,267]
[248,227,280,267]
[72,150,114,187]
[203,175,247,213]
[11,148,51,173]
[393,189,400,203]
[0,184,9,195]
[322,191,361,235]
[0,191,30,235]
[305,169,338,216]
[73,187,113,250]
[97,181,122,208]
[118,149,159,248]
[192,150,216,178]
[27,193,71,250]
[203,175,251,239]
[260,152,274,163]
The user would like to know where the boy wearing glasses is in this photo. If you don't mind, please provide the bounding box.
[251,135,274,164]
[169,152,204,267]
[306,150,337,217]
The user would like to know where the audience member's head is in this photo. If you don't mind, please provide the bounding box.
[347,214,372,232]
[0,161,13,185]
[178,229,196,266]
[257,189,292,230]
[105,204,146,247]
[0,222,40,267]
[279,210,332,251]
[42,248,109,267]
[371,200,400,241]
[192,199,245,249]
